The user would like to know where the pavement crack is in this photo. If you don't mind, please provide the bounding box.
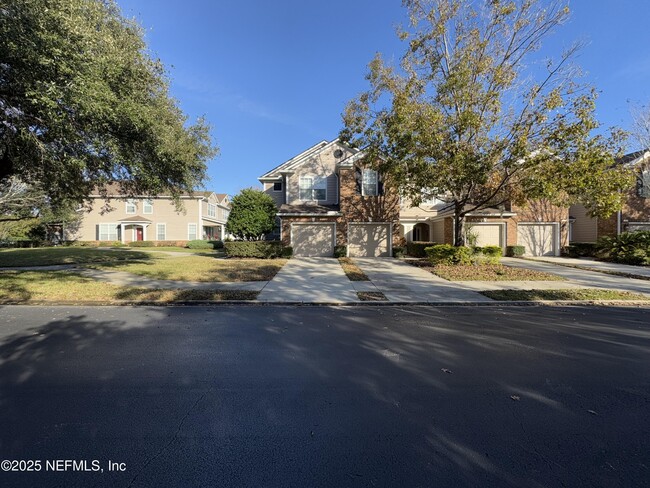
[126,392,205,488]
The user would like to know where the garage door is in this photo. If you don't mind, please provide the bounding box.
[471,224,503,248]
[517,224,558,256]
[348,223,390,257]
[291,223,335,257]
[627,223,650,233]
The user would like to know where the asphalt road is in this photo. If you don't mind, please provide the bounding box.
[0,305,649,488]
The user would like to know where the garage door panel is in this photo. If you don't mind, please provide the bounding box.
[348,223,390,257]
[292,224,335,257]
[517,224,557,256]
[471,224,503,248]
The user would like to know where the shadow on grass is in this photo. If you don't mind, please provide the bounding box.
[0,247,154,267]
[113,288,258,301]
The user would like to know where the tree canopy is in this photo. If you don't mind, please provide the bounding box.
[341,0,632,245]
[0,0,217,209]
[225,188,277,241]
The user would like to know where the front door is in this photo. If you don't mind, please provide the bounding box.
[136,227,144,241]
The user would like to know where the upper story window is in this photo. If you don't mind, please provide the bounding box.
[125,199,136,214]
[637,170,650,198]
[273,181,283,192]
[208,203,217,218]
[362,169,378,196]
[143,199,153,214]
[299,176,326,201]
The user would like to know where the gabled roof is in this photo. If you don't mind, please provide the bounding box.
[214,193,229,204]
[619,150,650,167]
[259,138,363,180]
[118,215,152,223]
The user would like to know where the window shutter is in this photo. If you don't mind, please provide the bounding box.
[378,173,384,195]
[355,166,362,194]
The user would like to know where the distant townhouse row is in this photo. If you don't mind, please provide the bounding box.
[70,184,230,244]
[258,139,650,257]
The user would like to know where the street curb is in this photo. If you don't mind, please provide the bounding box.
[3,300,650,307]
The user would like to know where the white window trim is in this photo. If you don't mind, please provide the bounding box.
[299,175,327,201]
[361,169,379,197]
[98,223,119,241]
[125,199,136,214]
[188,223,198,240]
[207,203,217,218]
[156,223,166,241]
[143,199,153,214]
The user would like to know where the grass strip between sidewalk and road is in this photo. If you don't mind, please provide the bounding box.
[0,271,257,304]
[357,291,388,301]
[480,289,650,301]
[339,258,369,281]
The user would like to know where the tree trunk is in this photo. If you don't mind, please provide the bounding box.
[454,201,465,247]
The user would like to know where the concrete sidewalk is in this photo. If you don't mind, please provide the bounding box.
[527,256,650,279]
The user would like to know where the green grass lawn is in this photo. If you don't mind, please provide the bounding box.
[90,254,286,282]
[411,261,565,281]
[481,289,650,301]
[0,247,152,267]
[0,270,257,303]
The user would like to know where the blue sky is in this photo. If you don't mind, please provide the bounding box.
[116,0,650,196]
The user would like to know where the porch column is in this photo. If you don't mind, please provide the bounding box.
[403,223,414,243]
[120,223,125,243]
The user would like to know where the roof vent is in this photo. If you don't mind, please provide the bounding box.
[334,149,343,158]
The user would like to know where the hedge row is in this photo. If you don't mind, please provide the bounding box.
[406,241,438,257]
[224,241,292,258]
[425,244,503,265]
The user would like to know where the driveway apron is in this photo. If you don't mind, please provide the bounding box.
[257,258,359,303]
[353,258,492,302]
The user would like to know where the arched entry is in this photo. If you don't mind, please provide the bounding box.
[413,222,430,241]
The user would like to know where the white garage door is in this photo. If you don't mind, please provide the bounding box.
[348,223,391,257]
[517,224,558,256]
[627,223,650,233]
[471,224,504,248]
[291,223,335,257]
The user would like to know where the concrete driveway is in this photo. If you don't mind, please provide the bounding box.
[353,258,491,302]
[257,257,359,303]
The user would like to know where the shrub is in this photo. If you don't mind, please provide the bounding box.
[154,240,189,248]
[596,231,650,265]
[280,246,293,258]
[506,245,525,257]
[128,240,155,247]
[224,240,289,258]
[407,241,438,257]
[480,245,503,265]
[209,240,224,249]
[334,245,347,258]
[187,239,213,249]
[393,246,406,258]
[564,242,597,258]
[226,188,277,240]
[425,244,471,265]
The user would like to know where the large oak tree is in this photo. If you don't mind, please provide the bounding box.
[341,0,632,245]
[0,0,217,210]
